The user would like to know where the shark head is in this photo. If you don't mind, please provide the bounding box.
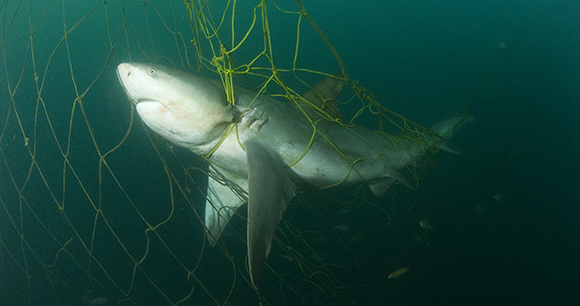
[117,62,235,154]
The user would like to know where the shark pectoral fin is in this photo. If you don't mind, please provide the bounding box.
[368,177,396,198]
[245,141,297,289]
[205,174,246,246]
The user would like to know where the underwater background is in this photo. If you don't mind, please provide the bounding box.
[0,0,578,305]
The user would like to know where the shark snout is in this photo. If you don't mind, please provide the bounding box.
[117,63,133,78]
[117,63,138,104]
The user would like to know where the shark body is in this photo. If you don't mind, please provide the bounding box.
[117,62,469,288]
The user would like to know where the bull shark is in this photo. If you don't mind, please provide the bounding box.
[117,62,470,288]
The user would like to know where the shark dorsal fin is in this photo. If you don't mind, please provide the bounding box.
[295,71,344,120]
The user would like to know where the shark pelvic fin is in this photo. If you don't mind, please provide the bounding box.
[204,169,247,246]
[368,177,397,198]
[245,140,297,289]
[438,142,461,155]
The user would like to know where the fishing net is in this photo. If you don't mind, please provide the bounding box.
[0,0,473,305]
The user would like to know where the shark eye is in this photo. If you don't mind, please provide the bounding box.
[148,68,156,75]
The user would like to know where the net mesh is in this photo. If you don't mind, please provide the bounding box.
[0,1,467,305]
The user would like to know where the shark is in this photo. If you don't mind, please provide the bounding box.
[116,62,470,289]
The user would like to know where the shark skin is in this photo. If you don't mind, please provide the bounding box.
[117,62,470,289]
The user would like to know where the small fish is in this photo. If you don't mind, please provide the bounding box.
[336,208,350,215]
[310,254,324,262]
[419,219,433,229]
[474,205,487,212]
[347,234,361,244]
[334,224,349,232]
[494,194,507,202]
[90,297,107,305]
[313,235,327,244]
[388,267,410,279]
